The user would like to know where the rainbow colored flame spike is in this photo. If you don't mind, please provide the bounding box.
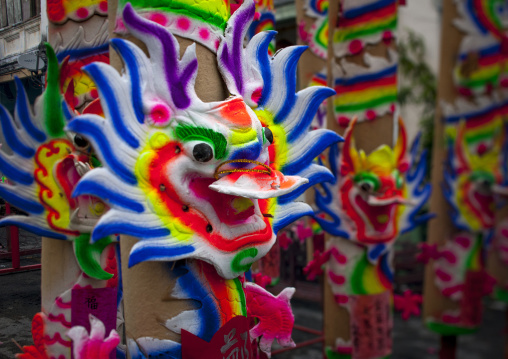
[0,44,113,280]
[442,100,505,234]
[315,118,432,263]
[70,0,340,280]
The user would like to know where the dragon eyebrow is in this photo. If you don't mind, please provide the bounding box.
[174,124,228,160]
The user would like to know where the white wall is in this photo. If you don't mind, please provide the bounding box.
[398,0,441,143]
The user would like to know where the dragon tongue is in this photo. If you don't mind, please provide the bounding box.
[209,169,308,199]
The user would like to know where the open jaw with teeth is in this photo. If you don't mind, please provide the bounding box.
[151,152,309,249]
[348,186,405,244]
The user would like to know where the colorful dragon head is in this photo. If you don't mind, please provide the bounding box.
[444,117,504,233]
[70,1,340,279]
[0,45,113,280]
[315,118,431,262]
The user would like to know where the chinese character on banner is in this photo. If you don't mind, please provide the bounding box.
[182,316,253,359]
[349,291,392,359]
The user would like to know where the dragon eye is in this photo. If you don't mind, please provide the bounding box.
[74,134,90,150]
[360,181,374,193]
[193,143,214,162]
[263,127,274,144]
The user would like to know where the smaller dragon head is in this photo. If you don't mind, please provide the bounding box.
[0,44,113,279]
[338,118,411,245]
[444,118,504,233]
[315,117,431,262]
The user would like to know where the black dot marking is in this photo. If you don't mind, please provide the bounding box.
[160,184,166,192]
[206,224,213,233]
[182,205,189,212]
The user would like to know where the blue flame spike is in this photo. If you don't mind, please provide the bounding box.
[278,165,334,204]
[0,151,34,186]
[252,31,277,107]
[0,216,67,239]
[0,105,35,158]
[66,116,138,185]
[272,46,307,123]
[273,202,314,233]
[84,63,140,148]
[286,87,336,143]
[111,39,146,125]
[14,78,46,143]
[283,130,342,176]
[0,185,43,214]
[73,177,144,213]
[129,241,196,267]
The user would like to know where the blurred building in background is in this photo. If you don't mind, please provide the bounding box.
[0,0,45,116]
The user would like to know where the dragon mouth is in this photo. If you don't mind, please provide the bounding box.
[468,186,494,226]
[57,155,105,231]
[355,194,397,235]
[209,161,308,199]
[352,190,411,243]
[189,177,267,238]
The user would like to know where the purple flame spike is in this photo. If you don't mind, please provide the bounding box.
[122,4,198,109]
[219,1,256,96]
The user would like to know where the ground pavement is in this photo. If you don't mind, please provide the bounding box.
[0,227,505,358]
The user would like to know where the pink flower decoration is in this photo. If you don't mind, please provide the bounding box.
[278,231,292,250]
[253,272,272,288]
[296,222,313,243]
[365,109,377,121]
[338,116,351,127]
[394,290,422,320]
[482,272,497,296]
[67,315,120,359]
[382,31,393,45]
[348,39,363,55]
[416,243,440,263]
[298,21,309,42]
[245,283,296,357]
[303,250,331,280]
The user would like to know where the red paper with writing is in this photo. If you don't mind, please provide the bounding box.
[71,287,117,359]
[460,271,484,327]
[182,316,254,359]
[350,291,392,359]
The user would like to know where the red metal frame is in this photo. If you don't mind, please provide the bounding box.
[0,203,41,274]
[272,324,324,356]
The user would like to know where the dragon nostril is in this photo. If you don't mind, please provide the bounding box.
[206,224,213,233]
[175,146,181,154]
